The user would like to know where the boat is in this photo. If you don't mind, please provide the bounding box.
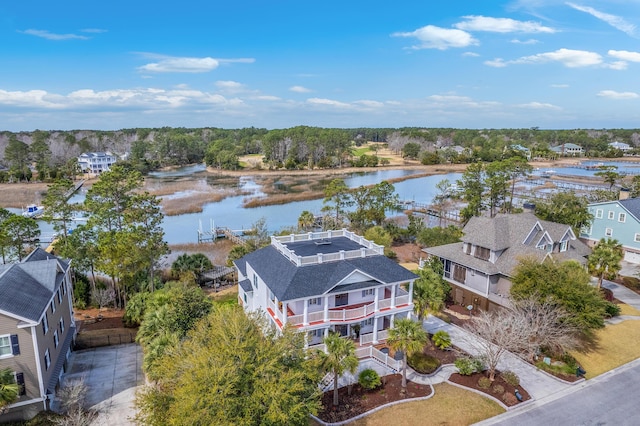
[22,204,45,218]
[540,170,556,178]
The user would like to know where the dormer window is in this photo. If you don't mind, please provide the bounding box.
[560,240,568,252]
[474,246,490,261]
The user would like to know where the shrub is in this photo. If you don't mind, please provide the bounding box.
[503,392,518,405]
[477,377,491,389]
[432,330,452,350]
[455,357,483,376]
[500,371,520,387]
[492,384,504,395]
[604,302,621,318]
[408,353,441,374]
[622,276,640,289]
[601,287,614,302]
[358,369,381,390]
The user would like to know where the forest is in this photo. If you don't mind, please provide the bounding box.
[1,126,639,181]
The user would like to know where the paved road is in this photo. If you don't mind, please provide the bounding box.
[476,358,640,426]
[60,343,144,426]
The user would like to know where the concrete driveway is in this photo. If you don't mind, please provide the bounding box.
[60,343,144,425]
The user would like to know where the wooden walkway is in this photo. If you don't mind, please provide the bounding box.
[201,265,235,281]
[401,201,461,223]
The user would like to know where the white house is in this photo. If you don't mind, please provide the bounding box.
[77,152,117,174]
[233,230,417,349]
[609,141,632,152]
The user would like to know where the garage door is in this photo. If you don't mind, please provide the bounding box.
[624,250,640,264]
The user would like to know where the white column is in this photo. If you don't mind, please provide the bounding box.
[324,327,330,338]
[374,287,380,311]
[390,313,395,329]
[324,295,329,322]
[390,284,396,308]
[408,280,414,304]
[283,302,288,325]
[372,316,379,344]
[303,299,309,326]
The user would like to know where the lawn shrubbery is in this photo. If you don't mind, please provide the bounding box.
[358,368,381,390]
[622,276,640,290]
[500,371,520,387]
[408,353,441,374]
[454,357,484,376]
[432,330,452,350]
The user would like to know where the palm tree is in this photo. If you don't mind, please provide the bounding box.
[320,332,358,406]
[387,318,428,389]
[0,368,19,414]
[297,210,315,232]
[588,238,624,289]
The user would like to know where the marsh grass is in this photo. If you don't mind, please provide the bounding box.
[144,178,246,215]
[0,182,50,208]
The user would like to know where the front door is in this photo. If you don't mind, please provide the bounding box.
[335,324,349,337]
[335,293,349,307]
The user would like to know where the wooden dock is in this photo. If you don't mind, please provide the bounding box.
[401,201,461,223]
[197,218,249,246]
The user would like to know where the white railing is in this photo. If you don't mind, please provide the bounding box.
[377,329,389,341]
[326,302,375,322]
[358,328,390,345]
[379,299,392,309]
[395,295,410,306]
[308,311,324,323]
[288,314,304,326]
[270,229,385,266]
[355,346,402,372]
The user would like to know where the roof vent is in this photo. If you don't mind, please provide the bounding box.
[314,240,332,246]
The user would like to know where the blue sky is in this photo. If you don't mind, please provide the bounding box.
[1,0,639,131]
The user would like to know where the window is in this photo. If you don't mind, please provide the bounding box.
[608,211,615,220]
[453,265,466,284]
[474,246,490,261]
[635,233,640,243]
[253,274,258,289]
[560,240,568,252]
[42,314,49,335]
[595,209,603,219]
[605,228,613,237]
[335,293,349,307]
[50,300,56,314]
[308,329,323,338]
[53,330,59,348]
[57,289,62,304]
[62,281,66,295]
[464,244,472,255]
[619,213,626,222]
[361,289,375,297]
[268,290,275,302]
[15,372,25,396]
[243,293,247,304]
[361,318,373,327]
[59,317,65,334]
[0,335,12,357]
[308,297,322,306]
[44,349,51,370]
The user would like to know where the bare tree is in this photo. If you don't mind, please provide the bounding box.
[54,379,98,426]
[464,297,579,380]
[91,288,115,311]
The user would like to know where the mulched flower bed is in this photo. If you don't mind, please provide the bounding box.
[316,374,432,423]
[422,342,459,365]
[448,371,531,406]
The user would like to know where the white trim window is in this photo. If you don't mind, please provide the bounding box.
[361,318,373,327]
[57,289,62,304]
[50,300,56,314]
[361,289,375,297]
[0,335,12,357]
[42,314,49,335]
[635,233,640,243]
[44,349,51,370]
[59,317,65,334]
[605,228,613,237]
[560,240,568,252]
[608,211,615,220]
[596,209,603,219]
[253,275,258,289]
[308,329,323,338]
[53,330,59,348]
[308,297,322,306]
[619,213,626,222]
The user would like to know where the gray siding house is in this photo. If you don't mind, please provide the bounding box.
[424,213,591,311]
[234,230,417,349]
[0,249,76,422]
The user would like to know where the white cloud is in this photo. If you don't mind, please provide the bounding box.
[566,2,636,37]
[215,80,248,94]
[455,16,556,33]
[551,84,569,88]
[427,94,501,108]
[392,25,478,50]
[486,48,603,68]
[511,38,539,44]
[290,85,312,93]
[80,28,107,34]
[516,101,561,110]
[597,90,639,99]
[608,50,640,62]
[604,61,628,70]
[353,100,384,108]
[306,98,351,108]
[20,29,89,40]
[138,56,220,73]
[253,95,281,101]
[0,89,64,108]
[462,52,480,57]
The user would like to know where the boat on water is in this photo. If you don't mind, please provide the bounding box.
[540,169,556,178]
[22,204,45,218]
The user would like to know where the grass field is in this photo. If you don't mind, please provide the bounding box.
[309,383,504,426]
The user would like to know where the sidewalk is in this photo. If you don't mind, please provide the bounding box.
[603,279,640,311]
[423,315,573,400]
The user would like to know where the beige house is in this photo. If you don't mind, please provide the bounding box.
[0,249,76,422]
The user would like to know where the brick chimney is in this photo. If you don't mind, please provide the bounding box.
[619,188,630,200]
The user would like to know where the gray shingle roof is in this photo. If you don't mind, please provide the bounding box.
[425,212,591,278]
[235,246,417,302]
[0,251,70,322]
[619,198,640,222]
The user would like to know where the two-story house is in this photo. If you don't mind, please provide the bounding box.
[581,197,640,264]
[234,230,417,349]
[424,213,591,311]
[551,143,584,157]
[0,249,76,422]
[77,152,117,174]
